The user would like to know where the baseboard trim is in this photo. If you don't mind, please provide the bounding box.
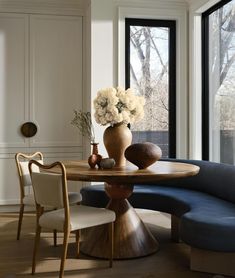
[0,199,19,205]
[0,205,34,213]
[191,247,235,277]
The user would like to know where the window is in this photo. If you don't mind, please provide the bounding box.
[202,0,235,164]
[125,18,176,158]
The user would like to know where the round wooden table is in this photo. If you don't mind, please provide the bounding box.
[60,160,199,259]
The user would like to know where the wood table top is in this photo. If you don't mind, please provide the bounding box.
[55,160,200,184]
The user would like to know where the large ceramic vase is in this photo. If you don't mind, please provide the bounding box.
[103,123,132,168]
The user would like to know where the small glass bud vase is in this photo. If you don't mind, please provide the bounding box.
[88,143,102,169]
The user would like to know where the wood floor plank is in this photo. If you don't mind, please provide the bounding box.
[0,210,213,278]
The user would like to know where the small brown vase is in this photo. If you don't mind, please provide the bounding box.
[88,143,102,169]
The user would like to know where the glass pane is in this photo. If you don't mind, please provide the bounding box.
[208,0,235,164]
[129,25,170,157]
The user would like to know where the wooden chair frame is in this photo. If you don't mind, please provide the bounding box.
[15,152,43,240]
[29,160,114,278]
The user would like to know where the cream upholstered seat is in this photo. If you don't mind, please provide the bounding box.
[15,152,82,240]
[29,160,115,278]
[39,205,115,231]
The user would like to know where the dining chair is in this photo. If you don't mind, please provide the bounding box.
[15,152,82,241]
[29,160,115,278]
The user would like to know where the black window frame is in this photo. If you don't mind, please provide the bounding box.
[125,18,176,158]
[202,0,233,160]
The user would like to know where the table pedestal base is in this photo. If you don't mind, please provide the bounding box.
[80,184,159,259]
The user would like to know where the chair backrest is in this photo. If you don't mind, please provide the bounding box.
[29,161,69,212]
[15,152,43,199]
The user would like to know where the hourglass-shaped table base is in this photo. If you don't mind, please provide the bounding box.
[80,183,159,259]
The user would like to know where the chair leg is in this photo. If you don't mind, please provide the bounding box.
[53,230,57,247]
[17,204,24,240]
[75,230,80,258]
[59,229,70,278]
[108,222,114,268]
[32,224,41,275]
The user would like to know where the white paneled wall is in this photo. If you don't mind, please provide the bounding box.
[0,14,29,148]
[29,15,83,147]
[0,10,84,205]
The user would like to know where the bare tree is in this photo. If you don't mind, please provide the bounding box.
[130,26,169,131]
[211,4,235,130]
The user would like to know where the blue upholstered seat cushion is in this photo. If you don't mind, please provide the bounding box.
[133,185,235,252]
[81,184,235,252]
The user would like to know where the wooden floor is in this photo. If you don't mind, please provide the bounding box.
[0,210,217,278]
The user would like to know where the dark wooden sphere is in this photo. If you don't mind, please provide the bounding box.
[124,142,162,169]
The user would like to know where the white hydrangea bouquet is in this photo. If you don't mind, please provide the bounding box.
[93,87,145,126]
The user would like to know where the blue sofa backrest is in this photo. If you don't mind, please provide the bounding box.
[156,159,235,203]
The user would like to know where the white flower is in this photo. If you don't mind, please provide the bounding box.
[93,87,145,126]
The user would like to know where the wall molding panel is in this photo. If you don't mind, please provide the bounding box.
[0,0,85,16]
[0,6,84,205]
